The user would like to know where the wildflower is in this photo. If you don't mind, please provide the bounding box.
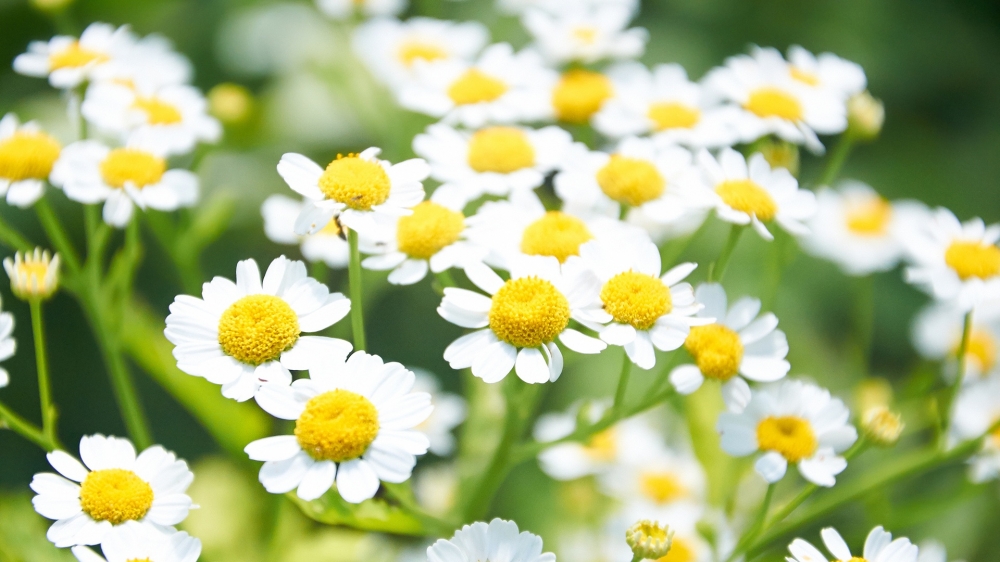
[549,68,617,124]
[261,195,349,269]
[3,248,60,301]
[522,5,647,65]
[788,526,918,562]
[847,91,885,141]
[625,520,674,560]
[601,440,706,509]
[316,0,405,19]
[950,377,1000,482]
[70,523,201,562]
[13,23,132,88]
[0,113,61,208]
[427,519,555,562]
[862,406,904,447]
[911,300,1000,383]
[779,45,867,100]
[412,370,467,456]
[207,83,253,125]
[94,32,193,90]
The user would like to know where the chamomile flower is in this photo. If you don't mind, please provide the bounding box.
[0,299,13,389]
[903,208,1000,311]
[498,0,639,16]
[316,0,405,19]
[950,377,1000,482]
[246,351,432,503]
[522,5,648,65]
[261,194,349,269]
[427,519,555,562]
[277,147,428,236]
[412,369,467,456]
[50,133,197,228]
[13,23,133,89]
[0,113,62,208]
[399,43,555,128]
[439,256,607,384]
[669,283,790,408]
[911,300,1000,384]
[92,33,193,90]
[619,503,714,562]
[164,256,352,402]
[413,123,571,201]
[4,248,60,301]
[30,434,194,548]
[916,541,951,562]
[548,68,619,124]
[782,45,867,100]
[696,148,817,240]
[70,523,201,562]
[352,17,489,90]
[788,526,918,562]
[717,380,857,486]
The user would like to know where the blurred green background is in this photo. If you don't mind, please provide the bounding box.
[2,0,1000,560]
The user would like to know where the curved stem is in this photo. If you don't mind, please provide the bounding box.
[817,135,854,187]
[348,229,366,351]
[35,197,81,274]
[0,215,33,252]
[612,351,632,417]
[726,483,776,562]
[30,299,57,446]
[941,310,973,446]
[707,225,744,283]
[0,399,55,451]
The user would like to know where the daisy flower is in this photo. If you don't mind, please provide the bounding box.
[92,33,193,91]
[427,519,555,562]
[352,17,489,90]
[316,0,405,19]
[413,123,571,201]
[277,147,428,236]
[911,300,1000,384]
[4,248,61,301]
[903,208,1000,311]
[788,526,918,562]
[0,298,14,388]
[412,369,467,456]
[696,148,817,240]
[261,194,349,269]
[50,132,198,228]
[0,113,62,208]
[498,0,639,15]
[70,523,201,562]
[916,541,949,562]
[164,256,352,402]
[950,377,1000,482]
[782,45,867,100]
[571,238,709,370]
[399,43,555,128]
[30,434,194,548]
[605,447,706,511]
[439,255,607,384]
[717,380,857,486]
[522,5,648,65]
[246,350,432,503]
[593,62,739,149]
[13,23,133,89]
[548,68,620,125]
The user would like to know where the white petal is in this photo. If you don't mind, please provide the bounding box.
[669,364,705,395]
[821,528,853,561]
[296,460,336,501]
[515,347,549,384]
[47,451,89,482]
[244,435,302,462]
[558,329,607,354]
[722,378,752,413]
[335,459,380,503]
[755,451,788,483]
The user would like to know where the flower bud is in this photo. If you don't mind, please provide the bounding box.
[3,248,60,301]
[847,91,884,141]
[862,406,904,447]
[208,83,253,126]
[748,137,799,178]
[626,520,674,560]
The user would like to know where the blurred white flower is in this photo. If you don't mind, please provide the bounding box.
[0,113,61,208]
[412,370,467,456]
[788,526,918,562]
[14,23,133,89]
[911,299,1000,384]
[522,5,647,65]
[950,377,1000,482]
[428,519,554,562]
[261,194,350,269]
[782,45,867,100]
[70,523,201,562]
[316,0,406,19]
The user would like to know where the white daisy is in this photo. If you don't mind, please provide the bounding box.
[427,518,555,562]
[399,43,556,128]
[439,255,607,384]
[277,147,428,237]
[413,123,571,202]
[13,23,133,89]
[911,300,1000,384]
[316,0,405,19]
[246,350,432,503]
[30,434,194,548]
[548,68,621,125]
[0,299,14,388]
[91,33,193,91]
[0,113,62,208]
[696,148,817,240]
[788,526,918,562]
[915,541,951,562]
[604,447,707,511]
[783,45,867,100]
[903,208,1000,312]
[261,194,350,269]
[522,5,647,65]
[164,256,352,402]
[50,132,198,228]
[497,0,639,17]
[4,248,61,301]
[951,377,1000,483]
[717,380,857,486]
[412,369,467,456]
[70,523,201,562]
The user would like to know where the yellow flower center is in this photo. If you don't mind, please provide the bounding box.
[684,324,743,381]
[656,537,696,562]
[846,196,892,236]
[596,155,666,207]
[397,40,448,67]
[572,26,599,44]
[837,558,867,562]
[79,469,154,525]
[745,87,803,121]
[647,102,701,131]
[552,70,613,124]
[756,415,818,462]
[582,428,616,461]
[790,66,820,86]
[318,154,391,211]
[715,179,778,221]
[958,329,997,373]
[520,212,593,263]
[447,69,508,106]
[217,294,300,365]
[944,241,1000,280]
[132,97,184,126]
[48,41,109,70]
[639,470,687,504]
[295,389,380,462]
[0,131,61,182]
[466,127,535,174]
[600,271,671,330]
[396,201,465,259]
[100,149,166,189]
[488,276,570,348]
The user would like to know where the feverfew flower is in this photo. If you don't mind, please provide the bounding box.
[782,45,867,100]
[317,0,405,19]
[4,248,60,301]
[548,68,619,124]
[0,113,61,208]
[950,377,1000,482]
[788,526,918,562]
[13,23,132,88]
[0,298,13,388]
[261,195,349,269]
[522,5,647,65]
[427,519,555,562]
[165,256,352,402]
[497,0,639,17]
[246,351,431,503]
[412,370,467,456]
[911,300,1000,384]
[92,33,193,90]
[70,523,201,562]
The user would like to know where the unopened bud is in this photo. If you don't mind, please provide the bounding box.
[626,520,674,560]
[748,137,799,177]
[847,91,884,141]
[3,248,60,301]
[862,406,904,446]
[208,83,253,125]
[856,378,893,416]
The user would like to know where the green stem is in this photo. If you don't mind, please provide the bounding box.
[0,215,33,251]
[817,134,854,187]
[726,483,777,562]
[435,269,456,289]
[348,229,366,351]
[629,555,643,562]
[0,399,55,451]
[659,217,712,269]
[29,299,57,446]
[941,310,973,446]
[309,260,328,284]
[612,351,632,417]
[34,197,81,274]
[707,224,744,283]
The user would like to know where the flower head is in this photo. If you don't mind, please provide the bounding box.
[0,113,62,208]
[522,5,647,65]
[788,526,918,562]
[13,23,133,88]
[70,523,201,562]
[427,519,555,562]
[261,195,349,269]
[862,406,904,447]
[4,248,60,300]
[626,519,674,560]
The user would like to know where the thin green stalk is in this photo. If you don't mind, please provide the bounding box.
[34,197,81,273]
[0,400,54,451]
[707,224,744,283]
[348,229,366,351]
[0,215,33,252]
[629,555,643,562]
[817,134,854,187]
[29,300,57,445]
[435,269,456,289]
[726,483,777,562]
[612,351,633,417]
[619,204,630,221]
[309,260,328,284]
[942,310,973,445]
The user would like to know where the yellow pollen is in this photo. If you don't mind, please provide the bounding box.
[520,212,593,263]
[647,102,701,131]
[715,179,778,221]
[846,196,892,235]
[601,271,670,330]
[684,324,743,381]
[132,97,183,125]
[218,294,300,365]
[99,149,166,189]
[488,276,570,348]
[656,537,696,562]
[582,428,616,461]
[790,67,821,86]
[447,69,508,106]
[79,469,154,525]
[639,471,687,504]
[0,132,61,182]
[48,41,109,70]
[466,127,535,174]
[295,390,380,462]
[572,26,599,44]
[318,154,391,211]
[958,329,997,373]
[396,201,465,259]
[745,87,804,121]
[944,240,1000,280]
[756,415,818,462]
[397,40,448,67]
[596,155,666,207]
[552,70,613,124]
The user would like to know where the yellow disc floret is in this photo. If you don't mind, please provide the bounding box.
[656,537,696,562]
[582,428,616,461]
[397,40,448,67]
[79,468,154,525]
[745,87,804,121]
[640,471,687,504]
[846,196,892,235]
[552,70,613,124]
[944,240,1000,280]
[601,271,670,330]
[295,389,380,462]
[520,212,593,263]
[648,102,701,131]
[488,276,570,348]
[684,324,743,381]
[596,155,666,207]
[756,415,818,462]
[790,67,820,87]
[466,127,535,174]
[396,201,465,259]
[318,154,391,211]
[447,69,508,106]
[0,131,61,182]
[962,329,997,373]
[100,149,166,189]
[572,26,599,44]
[49,41,109,70]
[218,294,300,365]
[132,97,184,125]
[715,179,778,221]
